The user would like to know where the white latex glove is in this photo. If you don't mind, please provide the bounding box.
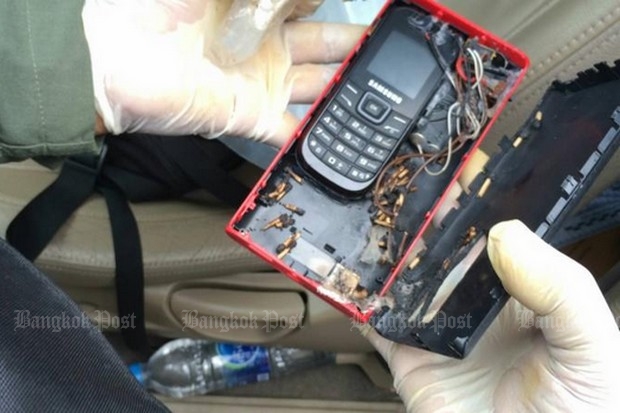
[364,220,620,413]
[82,0,365,146]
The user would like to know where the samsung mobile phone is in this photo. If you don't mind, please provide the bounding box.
[298,4,444,194]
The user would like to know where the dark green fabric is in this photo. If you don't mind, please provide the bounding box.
[0,0,98,163]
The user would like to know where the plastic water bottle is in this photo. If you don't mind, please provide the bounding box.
[129,339,335,398]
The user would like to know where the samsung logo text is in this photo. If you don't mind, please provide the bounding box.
[368,79,403,105]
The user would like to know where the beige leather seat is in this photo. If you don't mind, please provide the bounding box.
[1,0,619,353]
[0,161,370,352]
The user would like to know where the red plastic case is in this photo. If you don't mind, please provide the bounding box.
[226,1,529,326]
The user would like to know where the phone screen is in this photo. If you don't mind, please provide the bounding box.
[367,30,437,100]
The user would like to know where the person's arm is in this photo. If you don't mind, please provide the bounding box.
[0,0,100,163]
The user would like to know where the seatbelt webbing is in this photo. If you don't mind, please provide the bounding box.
[6,156,99,261]
[7,151,149,352]
[101,185,148,352]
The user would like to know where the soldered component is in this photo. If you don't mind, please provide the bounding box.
[408,256,421,270]
[276,182,293,201]
[462,226,477,246]
[262,214,295,231]
[257,194,275,206]
[374,217,394,229]
[533,110,543,129]
[276,248,290,260]
[285,167,304,184]
[268,181,286,198]
[477,177,491,198]
[283,203,306,216]
[276,231,301,259]
[385,166,411,191]
[512,136,524,148]
[397,167,409,179]
[373,211,394,229]
[267,180,293,202]
[394,193,405,214]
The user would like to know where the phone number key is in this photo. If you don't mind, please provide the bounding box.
[362,144,389,162]
[347,167,373,182]
[307,136,328,157]
[322,151,351,175]
[346,118,373,139]
[331,141,358,163]
[338,129,365,151]
[355,156,381,173]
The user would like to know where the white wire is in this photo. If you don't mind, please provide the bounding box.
[425,134,453,176]
[424,102,459,176]
[467,48,484,89]
[472,49,487,117]
[425,48,487,177]
[447,101,460,137]
[445,69,459,92]
[464,48,486,140]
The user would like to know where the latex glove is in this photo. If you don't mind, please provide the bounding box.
[363,220,620,413]
[82,0,365,146]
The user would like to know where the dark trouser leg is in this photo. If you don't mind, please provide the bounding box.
[0,239,169,413]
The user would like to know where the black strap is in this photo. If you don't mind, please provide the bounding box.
[6,144,148,351]
[6,154,101,260]
[7,135,250,353]
[100,184,148,352]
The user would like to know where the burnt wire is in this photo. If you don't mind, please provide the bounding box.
[370,34,499,264]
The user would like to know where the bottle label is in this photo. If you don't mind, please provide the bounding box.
[215,343,271,387]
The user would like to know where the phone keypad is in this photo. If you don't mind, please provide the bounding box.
[308,136,327,156]
[306,81,411,185]
[329,102,350,123]
[363,144,390,162]
[355,156,381,173]
[338,129,365,151]
[321,114,342,135]
[331,141,358,163]
[323,152,350,174]
[371,133,397,149]
[348,167,373,182]
[346,118,374,139]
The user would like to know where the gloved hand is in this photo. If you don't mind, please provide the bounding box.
[82,0,365,147]
[364,220,620,412]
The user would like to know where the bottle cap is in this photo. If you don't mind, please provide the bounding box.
[128,362,145,385]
